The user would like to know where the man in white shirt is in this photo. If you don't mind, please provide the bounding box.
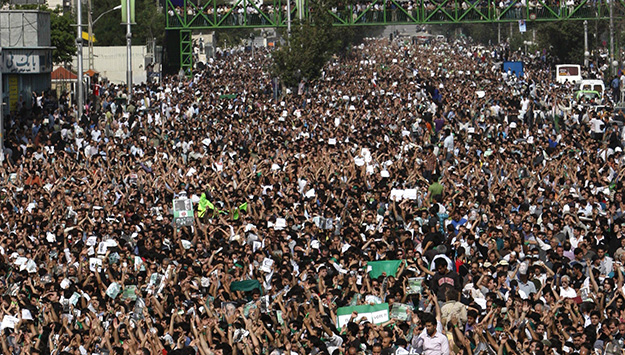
[597,245,614,277]
[559,275,577,298]
[442,128,454,161]
[589,115,604,140]
[422,317,450,355]
[412,314,450,355]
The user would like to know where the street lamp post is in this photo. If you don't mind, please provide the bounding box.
[88,0,93,70]
[286,0,291,37]
[584,20,589,68]
[126,0,133,101]
[0,47,3,157]
[77,0,84,119]
[89,4,122,70]
[610,0,615,75]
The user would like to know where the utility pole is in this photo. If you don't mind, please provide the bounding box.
[0,47,3,157]
[77,0,84,119]
[296,0,303,20]
[584,20,589,67]
[610,0,615,75]
[88,0,94,70]
[126,0,133,101]
[286,0,291,37]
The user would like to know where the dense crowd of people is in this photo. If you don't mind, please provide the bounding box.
[1,35,625,355]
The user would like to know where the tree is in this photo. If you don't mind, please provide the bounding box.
[460,23,498,45]
[271,0,356,87]
[50,8,77,64]
[535,21,585,63]
[214,28,255,48]
[93,0,166,46]
[133,0,167,45]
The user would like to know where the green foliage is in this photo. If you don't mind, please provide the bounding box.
[460,23,499,45]
[93,0,166,46]
[133,0,167,45]
[215,28,255,48]
[50,8,77,64]
[271,0,357,87]
[535,21,585,63]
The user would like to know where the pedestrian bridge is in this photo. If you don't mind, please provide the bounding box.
[166,0,623,29]
[166,0,625,74]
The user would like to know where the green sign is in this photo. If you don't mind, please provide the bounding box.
[336,303,389,328]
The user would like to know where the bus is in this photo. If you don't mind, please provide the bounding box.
[556,64,582,84]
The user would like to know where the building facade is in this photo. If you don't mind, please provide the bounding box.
[0,10,54,114]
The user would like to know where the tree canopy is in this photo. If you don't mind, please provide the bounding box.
[50,7,77,64]
[271,0,357,87]
[92,0,166,46]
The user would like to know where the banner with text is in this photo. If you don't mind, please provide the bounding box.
[336,303,389,328]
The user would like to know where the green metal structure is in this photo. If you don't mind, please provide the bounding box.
[166,0,625,71]
[180,30,193,74]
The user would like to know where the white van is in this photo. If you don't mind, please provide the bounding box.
[578,79,605,95]
[556,64,582,84]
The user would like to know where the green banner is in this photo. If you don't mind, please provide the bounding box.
[121,0,136,23]
[367,260,402,278]
[230,279,261,292]
[336,303,389,328]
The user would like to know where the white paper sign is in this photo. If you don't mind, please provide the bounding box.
[21,309,33,320]
[260,258,274,273]
[89,258,103,272]
[0,316,19,330]
[274,218,287,230]
[390,189,404,201]
[403,189,418,200]
[134,256,143,271]
[97,242,108,255]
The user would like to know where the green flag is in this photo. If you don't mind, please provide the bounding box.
[230,279,261,293]
[197,193,212,218]
[232,202,248,221]
[367,260,402,279]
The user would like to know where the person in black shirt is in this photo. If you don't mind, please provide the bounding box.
[430,258,461,300]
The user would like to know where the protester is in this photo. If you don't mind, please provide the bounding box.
[0,35,623,355]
